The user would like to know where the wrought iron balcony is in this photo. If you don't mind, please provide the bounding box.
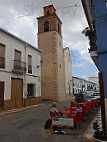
[0,57,5,69]
[13,60,26,72]
[28,65,32,74]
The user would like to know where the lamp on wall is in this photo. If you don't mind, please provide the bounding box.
[37,60,43,68]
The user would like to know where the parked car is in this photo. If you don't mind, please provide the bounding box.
[83,92,97,102]
[75,92,100,104]
[92,92,100,99]
[91,92,101,105]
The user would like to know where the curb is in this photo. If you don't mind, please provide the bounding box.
[0,103,46,118]
[83,109,101,142]
[58,97,75,103]
[83,117,95,142]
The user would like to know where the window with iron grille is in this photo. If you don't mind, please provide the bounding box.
[27,84,35,97]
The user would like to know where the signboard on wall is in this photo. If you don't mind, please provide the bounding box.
[52,117,74,127]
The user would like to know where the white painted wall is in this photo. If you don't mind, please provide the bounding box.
[64,47,73,96]
[72,77,97,95]
[0,30,41,100]
[88,77,99,91]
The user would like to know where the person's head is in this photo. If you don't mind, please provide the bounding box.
[77,104,80,108]
[52,102,57,107]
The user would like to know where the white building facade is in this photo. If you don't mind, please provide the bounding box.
[72,76,97,95]
[0,28,41,110]
[88,77,99,91]
[64,47,73,98]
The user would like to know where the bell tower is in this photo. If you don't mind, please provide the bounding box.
[38,5,62,36]
[37,5,65,101]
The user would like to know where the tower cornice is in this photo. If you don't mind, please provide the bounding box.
[37,13,62,24]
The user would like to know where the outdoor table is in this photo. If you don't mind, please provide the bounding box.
[60,110,71,114]
[49,112,75,138]
[79,102,86,105]
[59,110,75,118]
[70,107,77,111]
[79,103,86,107]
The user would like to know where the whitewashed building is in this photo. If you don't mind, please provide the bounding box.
[64,47,73,98]
[72,76,97,95]
[0,27,42,110]
[88,77,99,91]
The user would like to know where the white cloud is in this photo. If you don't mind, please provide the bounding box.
[0,0,97,78]
[73,62,85,68]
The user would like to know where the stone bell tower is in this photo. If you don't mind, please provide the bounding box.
[37,5,65,101]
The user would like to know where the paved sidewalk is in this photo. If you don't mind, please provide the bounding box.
[0,103,46,117]
[83,108,102,142]
[0,98,74,118]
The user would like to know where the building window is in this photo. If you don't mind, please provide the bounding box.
[13,50,26,72]
[14,50,21,61]
[60,64,61,69]
[14,50,21,70]
[47,10,50,15]
[27,84,35,97]
[0,43,5,69]
[44,21,49,32]
[59,42,61,47]
[28,55,32,74]
[58,23,60,33]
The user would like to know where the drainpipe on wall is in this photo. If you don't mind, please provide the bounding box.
[23,43,27,107]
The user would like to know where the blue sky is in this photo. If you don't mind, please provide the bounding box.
[0,0,99,80]
[71,49,98,79]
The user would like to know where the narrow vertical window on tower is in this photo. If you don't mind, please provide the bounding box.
[58,23,60,33]
[44,21,49,32]
[47,10,50,15]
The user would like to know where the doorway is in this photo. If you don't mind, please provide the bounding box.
[11,78,23,108]
[0,82,4,108]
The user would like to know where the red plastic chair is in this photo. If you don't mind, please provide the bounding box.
[92,100,98,107]
[79,105,86,116]
[72,112,83,129]
[64,107,69,111]
[85,105,91,114]
[70,102,76,107]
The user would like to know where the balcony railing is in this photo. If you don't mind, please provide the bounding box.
[28,65,32,74]
[13,60,26,72]
[0,57,5,69]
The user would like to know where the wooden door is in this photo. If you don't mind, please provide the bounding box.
[0,82,4,108]
[11,79,23,108]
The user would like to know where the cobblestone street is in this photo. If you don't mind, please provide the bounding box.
[0,101,99,142]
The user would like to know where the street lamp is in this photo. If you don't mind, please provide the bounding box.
[37,60,43,68]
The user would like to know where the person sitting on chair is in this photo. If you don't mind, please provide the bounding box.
[75,104,82,115]
[74,104,83,129]
[50,102,59,116]
[50,102,66,134]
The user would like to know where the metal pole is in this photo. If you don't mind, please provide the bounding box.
[99,72,106,131]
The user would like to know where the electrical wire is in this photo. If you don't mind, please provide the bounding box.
[1,0,81,27]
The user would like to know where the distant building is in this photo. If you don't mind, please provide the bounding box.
[0,27,42,110]
[88,77,99,91]
[37,5,73,101]
[72,76,97,95]
[64,47,73,98]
